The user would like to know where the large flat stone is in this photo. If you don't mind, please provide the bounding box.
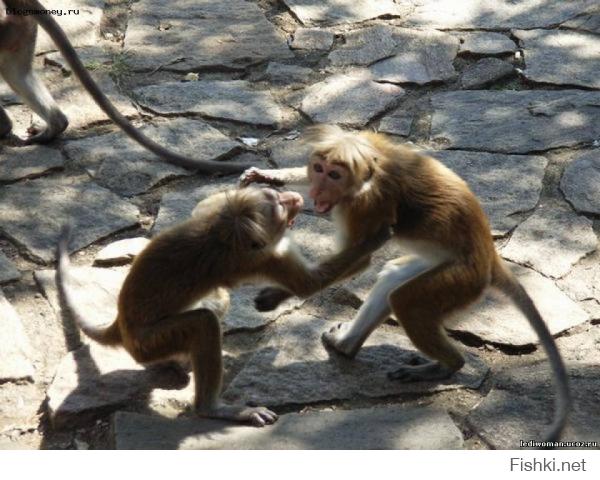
[328,25,396,67]
[289,28,334,51]
[112,405,463,449]
[0,146,64,182]
[406,0,597,29]
[430,90,600,153]
[457,32,516,55]
[46,343,186,428]
[514,29,600,89]
[560,150,600,214]
[468,345,600,449]
[94,238,151,266]
[0,176,139,263]
[35,0,103,52]
[63,118,240,196]
[451,264,590,347]
[135,81,284,127]
[124,0,292,72]
[269,137,312,168]
[430,150,547,236]
[460,58,514,89]
[370,29,458,85]
[0,290,34,383]
[562,10,600,34]
[223,312,488,407]
[0,253,20,284]
[379,111,413,137]
[300,71,405,127]
[557,253,600,316]
[501,205,597,279]
[281,0,407,26]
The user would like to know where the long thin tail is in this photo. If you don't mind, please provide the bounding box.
[492,258,571,444]
[55,225,122,345]
[21,0,250,174]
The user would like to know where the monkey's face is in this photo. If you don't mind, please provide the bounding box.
[262,188,304,230]
[308,154,355,214]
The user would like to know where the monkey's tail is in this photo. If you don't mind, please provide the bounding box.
[26,0,250,175]
[56,225,122,346]
[491,258,571,445]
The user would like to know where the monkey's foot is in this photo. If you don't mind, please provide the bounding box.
[322,322,361,358]
[254,287,292,311]
[387,361,456,382]
[24,112,68,144]
[239,167,284,187]
[196,403,278,427]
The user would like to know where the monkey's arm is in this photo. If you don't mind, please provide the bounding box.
[257,227,389,310]
[240,167,309,187]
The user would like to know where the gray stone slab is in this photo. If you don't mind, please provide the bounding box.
[35,0,103,53]
[0,146,64,182]
[290,28,334,51]
[460,58,514,89]
[561,150,600,214]
[430,90,600,153]
[282,0,407,26]
[0,383,43,434]
[124,0,292,72]
[557,253,600,313]
[457,32,516,55]
[263,63,313,87]
[514,29,600,90]
[0,176,139,263]
[502,205,597,279]
[135,80,284,127]
[46,343,186,428]
[406,0,597,29]
[0,253,20,284]
[269,138,312,168]
[63,118,239,196]
[430,150,547,236]
[379,111,413,137]
[113,405,463,449]
[468,353,600,449]
[0,290,34,383]
[328,25,396,67]
[370,29,458,85]
[223,312,488,407]
[451,264,590,347]
[94,238,151,266]
[562,10,600,34]
[300,71,405,127]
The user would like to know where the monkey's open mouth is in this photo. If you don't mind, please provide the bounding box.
[314,201,333,214]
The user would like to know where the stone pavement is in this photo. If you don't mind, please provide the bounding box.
[1,0,599,449]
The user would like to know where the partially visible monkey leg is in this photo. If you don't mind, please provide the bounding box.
[134,307,277,427]
[0,106,12,137]
[387,263,486,382]
[322,255,439,358]
[0,36,68,143]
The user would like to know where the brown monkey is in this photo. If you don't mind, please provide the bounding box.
[0,0,250,174]
[240,125,571,442]
[56,186,390,425]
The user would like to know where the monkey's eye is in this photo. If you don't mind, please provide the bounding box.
[313,163,324,173]
[328,171,342,180]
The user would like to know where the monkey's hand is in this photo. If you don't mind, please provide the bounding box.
[254,287,292,311]
[239,167,285,188]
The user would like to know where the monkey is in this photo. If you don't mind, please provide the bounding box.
[239,124,571,442]
[0,0,250,174]
[56,186,391,426]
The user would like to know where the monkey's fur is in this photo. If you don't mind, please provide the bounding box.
[0,0,249,173]
[56,187,390,425]
[240,125,571,443]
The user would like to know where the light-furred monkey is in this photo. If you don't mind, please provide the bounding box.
[56,186,390,426]
[0,0,249,174]
[239,125,571,442]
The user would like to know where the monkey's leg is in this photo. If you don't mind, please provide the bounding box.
[322,256,438,358]
[387,264,485,382]
[136,308,277,427]
[0,43,68,143]
[0,106,12,137]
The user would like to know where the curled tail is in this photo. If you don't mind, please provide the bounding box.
[492,258,571,444]
[56,225,122,346]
